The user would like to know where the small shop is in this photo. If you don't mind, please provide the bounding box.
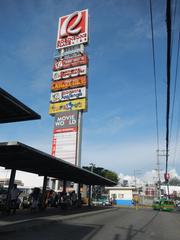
[105,186,135,206]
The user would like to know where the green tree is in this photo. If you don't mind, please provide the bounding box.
[102,169,119,184]
[83,165,119,184]
[169,177,180,186]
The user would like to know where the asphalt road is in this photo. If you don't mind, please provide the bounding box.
[1,207,180,240]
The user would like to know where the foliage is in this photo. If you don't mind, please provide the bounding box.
[83,165,119,184]
[169,177,180,186]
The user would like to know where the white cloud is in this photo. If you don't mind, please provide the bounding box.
[118,168,180,186]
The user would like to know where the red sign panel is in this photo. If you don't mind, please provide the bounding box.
[56,9,88,49]
[53,54,88,71]
[52,65,87,81]
[164,173,170,181]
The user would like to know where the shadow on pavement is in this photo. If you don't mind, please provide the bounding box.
[0,206,112,223]
[0,206,113,240]
[120,211,159,240]
[0,219,102,240]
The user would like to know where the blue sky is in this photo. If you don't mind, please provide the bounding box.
[0,0,180,185]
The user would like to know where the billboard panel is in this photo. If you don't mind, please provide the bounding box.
[54,111,78,130]
[52,128,77,165]
[51,87,86,102]
[53,54,88,71]
[52,65,87,81]
[51,76,87,91]
[56,9,88,49]
[49,98,86,115]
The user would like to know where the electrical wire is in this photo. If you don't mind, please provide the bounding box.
[170,0,177,56]
[171,31,180,166]
[170,31,180,139]
[149,0,160,151]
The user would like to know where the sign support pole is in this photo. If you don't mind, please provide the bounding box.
[76,111,83,167]
[74,111,83,193]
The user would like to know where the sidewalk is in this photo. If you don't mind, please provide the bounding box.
[0,206,116,233]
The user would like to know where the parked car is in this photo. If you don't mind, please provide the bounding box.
[175,200,180,207]
[92,196,111,206]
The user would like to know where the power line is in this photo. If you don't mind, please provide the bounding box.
[170,31,180,139]
[171,31,180,167]
[149,0,160,150]
[149,0,162,197]
[171,0,178,56]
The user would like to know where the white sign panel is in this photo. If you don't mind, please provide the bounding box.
[52,65,87,81]
[51,87,86,102]
[52,129,77,165]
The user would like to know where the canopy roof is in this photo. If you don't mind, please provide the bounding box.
[0,88,41,123]
[0,141,116,186]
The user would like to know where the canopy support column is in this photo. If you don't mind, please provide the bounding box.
[63,180,66,193]
[6,168,16,209]
[41,175,48,209]
[88,184,92,207]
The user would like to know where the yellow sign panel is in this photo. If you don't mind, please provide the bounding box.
[49,98,87,115]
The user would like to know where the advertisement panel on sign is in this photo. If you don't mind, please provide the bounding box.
[54,44,84,59]
[49,98,86,115]
[51,76,87,91]
[52,65,87,81]
[52,129,77,165]
[54,111,78,130]
[51,87,86,102]
[56,9,88,49]
[53,54,88,71]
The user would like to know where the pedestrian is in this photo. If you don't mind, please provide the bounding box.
[10,184,22,214]
[30,187,40,212]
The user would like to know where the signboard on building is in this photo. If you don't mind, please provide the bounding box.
[51,76,87,91]
[52,65,87,81]
[56,9,88,49]
[54,111,78,130]
[54,44,84,59]
[49,98,86,115]
[53,54,88,71]
[52,128,77,165]
[49,9,89,169]
[51,87,86,102]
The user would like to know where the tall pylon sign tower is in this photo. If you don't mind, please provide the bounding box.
[49,9,89,169]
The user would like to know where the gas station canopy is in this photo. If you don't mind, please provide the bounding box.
[0,141,116,186]
[0,88,41,123]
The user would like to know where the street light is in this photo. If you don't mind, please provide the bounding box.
[89,163,96,173]
[134,169,142,188]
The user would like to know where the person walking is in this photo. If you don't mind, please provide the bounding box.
[30,187,40,212]
[10,184,22,214]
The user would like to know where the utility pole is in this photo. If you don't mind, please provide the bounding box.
[133,169,141,189]
[165,0,171,198]
[156,150,165,199]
